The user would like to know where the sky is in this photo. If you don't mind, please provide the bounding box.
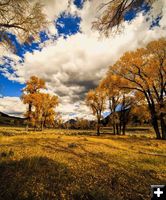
[0,0,166,121]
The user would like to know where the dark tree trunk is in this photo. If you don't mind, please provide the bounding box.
[119,109,123,135]
[119,122,122,134]
[145,92,161,140]
[160,113,166,140]
[121,110,125,135]
[113,124,116,135]
[122,109,130,135]
[122,122,126,135]
[96,117,101,136]
[26,103,32,131]
[41,121,44,131]
[116,124,119,135]
[97,123,100,136]
[152,115,161,139]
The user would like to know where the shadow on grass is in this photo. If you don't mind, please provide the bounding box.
[0,157,71,200]
[0,156,111,200]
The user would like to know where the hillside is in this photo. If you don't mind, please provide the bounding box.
[0,112,26,126]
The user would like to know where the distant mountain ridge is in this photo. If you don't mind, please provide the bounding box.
[0,111,26,126]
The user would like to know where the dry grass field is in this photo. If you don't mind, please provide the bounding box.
[0,126,166,200]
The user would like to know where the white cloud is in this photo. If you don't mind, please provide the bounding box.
[0,47,20,65]
[57,99,95,122]
[10,12,166,85]
[78,0,108,35]
[158,0,166,28]
[0,97,26,117]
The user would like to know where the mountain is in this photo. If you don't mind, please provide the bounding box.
[0,112,26,126]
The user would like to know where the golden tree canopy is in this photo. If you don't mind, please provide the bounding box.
[0,0,47,49]
[111,38,166,98]
[23,76,46,94]
[22,76,59,129]
[86,87,106,116]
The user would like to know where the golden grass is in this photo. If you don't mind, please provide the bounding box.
[0,126,166,200]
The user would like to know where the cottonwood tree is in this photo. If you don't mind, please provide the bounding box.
[0,0,47,49]
[41,94,59,129]
[86,87,106,135]
[100,74,121,134]
[29,93,59,130]
[22,76,46,130]
[118,92,143,135]
[146,39,166,139]
[100,72,141,135]
[110,38,166,139]
[92,0,156,36]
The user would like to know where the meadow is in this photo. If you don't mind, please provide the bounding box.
[0,126,166,200]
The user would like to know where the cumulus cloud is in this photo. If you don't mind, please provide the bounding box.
[57,98,94,122]
[0,97,26,117]
[10,13,166,88]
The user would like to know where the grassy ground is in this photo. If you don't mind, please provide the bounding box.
[0,126,166,200]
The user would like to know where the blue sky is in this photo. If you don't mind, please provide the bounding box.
[74,0,84,9]
[0,74,24,97]
[56,13,81,37]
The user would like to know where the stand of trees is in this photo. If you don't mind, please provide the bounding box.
[85,38,166,139]
[22,76,59,131]
[110,38,166,139]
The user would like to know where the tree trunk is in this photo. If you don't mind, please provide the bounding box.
[152,115,161,139]
[122,109,129,135]
[146,96,161,140]
[116,124,119,135]
[26,103,32,131]
[119,108,123,135]
[160,113,166,140]
[41,121,44,131]
[121,111,125,135]
[119,122,122,134]
[122,122,126,135]
[113,124,116,135]
[97,123,100,136]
